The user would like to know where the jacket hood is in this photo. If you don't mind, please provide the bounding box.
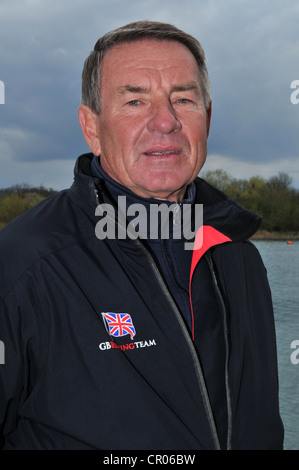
[194,177,261,242]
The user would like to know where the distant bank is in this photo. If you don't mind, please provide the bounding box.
[1,219,298,243]
[251,230,299,240]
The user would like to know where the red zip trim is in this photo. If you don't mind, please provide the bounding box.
[189,225,232,340]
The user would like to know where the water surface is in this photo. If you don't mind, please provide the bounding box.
[253,240,299,450]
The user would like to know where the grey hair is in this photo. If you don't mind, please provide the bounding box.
[81,20,211,114]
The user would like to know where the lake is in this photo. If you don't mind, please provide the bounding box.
[252,240,299,450]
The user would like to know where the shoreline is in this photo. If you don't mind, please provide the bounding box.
[1,222,298,241]
[251,230,299,240]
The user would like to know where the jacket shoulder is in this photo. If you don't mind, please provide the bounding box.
[211,240,270,301]
[0,190,83,296]
[212,240,266,271]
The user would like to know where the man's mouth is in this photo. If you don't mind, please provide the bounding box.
[144,149,181,156]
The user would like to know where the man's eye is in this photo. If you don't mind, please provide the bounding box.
[127,100,140,106]
[176,98,192,104]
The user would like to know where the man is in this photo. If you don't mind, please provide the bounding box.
[0,21,283,450]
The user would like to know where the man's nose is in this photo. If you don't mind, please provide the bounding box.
[147,101,182,134]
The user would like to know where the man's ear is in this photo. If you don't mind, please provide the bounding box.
[78,105,101,156]
[206,100,212,139]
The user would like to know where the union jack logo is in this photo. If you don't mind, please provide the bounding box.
[101,312,136,340]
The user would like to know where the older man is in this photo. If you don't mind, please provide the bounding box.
[0,21,283,450]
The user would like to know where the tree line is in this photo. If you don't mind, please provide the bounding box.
[0,172,299,233]
[0,184,57,229]
[201,170,299,233]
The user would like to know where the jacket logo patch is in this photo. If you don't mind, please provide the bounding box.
[101,312,136,340]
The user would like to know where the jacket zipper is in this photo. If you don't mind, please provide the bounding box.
[135,238,221,450]
[205,251,232,450]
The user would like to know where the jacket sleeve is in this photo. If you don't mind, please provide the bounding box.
[212,240,284,449]
[0,281,41,449]
[0,294,25,448]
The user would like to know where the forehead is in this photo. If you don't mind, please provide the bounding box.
[100,39,201,86]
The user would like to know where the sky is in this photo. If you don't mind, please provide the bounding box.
[0,0,299,190]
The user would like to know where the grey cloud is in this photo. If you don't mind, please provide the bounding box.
[0,0,298,188]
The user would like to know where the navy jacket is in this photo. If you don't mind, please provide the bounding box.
[0,153,284,450]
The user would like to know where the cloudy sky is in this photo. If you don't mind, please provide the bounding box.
[0,0,299,190]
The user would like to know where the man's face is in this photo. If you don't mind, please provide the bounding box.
[86,39,211,201]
